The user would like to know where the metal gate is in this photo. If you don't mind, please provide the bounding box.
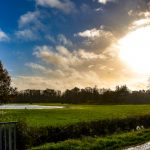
[0,122,17,150]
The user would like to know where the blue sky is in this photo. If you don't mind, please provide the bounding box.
[0,0,150,90]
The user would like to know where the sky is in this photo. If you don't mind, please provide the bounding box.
[1,0,150,91]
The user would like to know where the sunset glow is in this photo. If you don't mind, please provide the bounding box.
[119,26,150,74]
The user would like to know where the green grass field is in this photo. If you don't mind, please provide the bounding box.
[1,104,150,127]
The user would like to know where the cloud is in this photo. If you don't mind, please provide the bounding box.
[75,26,113,40]
[33,45,107,70]
[16,10,45,41]
[97,0,116,4]
[12,29,144,91]
[128,10,150,18]
[0,29,9,41]
[35,0,76,13]
[18,11,40,28]
[57,34,73,47]
[18,44,107,90]
[132,18,150,27]
[15,29,38,41]
[75,26,116,53]
[128,1,150,19]
[13,43,136,91]
[25,63,47,72]
[13,73,102,91]
[76,28,102,39]
[129,17,150,30]
[45,35,56,43]
[34,45,80,69]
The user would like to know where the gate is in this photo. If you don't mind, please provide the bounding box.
[0,122,17,150]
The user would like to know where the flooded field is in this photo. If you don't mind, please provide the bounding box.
[0,104,64,109]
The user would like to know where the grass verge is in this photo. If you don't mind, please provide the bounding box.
[31,128,150,150]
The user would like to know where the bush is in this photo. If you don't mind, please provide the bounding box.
[16,115,150,149]
[16,119,32,150]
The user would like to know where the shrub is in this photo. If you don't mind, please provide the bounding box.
[16,115,150,149]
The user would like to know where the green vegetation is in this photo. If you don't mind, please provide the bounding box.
[2,104,150,149]
[1,104,150,127]
[31,128,150,150]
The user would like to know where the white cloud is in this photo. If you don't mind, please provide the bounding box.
[128,10,150,18]
[133,18,150,26]
[128,18,150,31]
[18,45,107,90]
[45,35,56,43]
[16,11,44,41]
[128,10,133,16]
[97,0,116,4]
[34,45,80,68]
[0,29,9,41]
[19,11,40,28]
[15,29,38,41]
[140,12,150,18]
[56,45,71,57]
[33,45,107,70]
[25,63,47,72]
[75,27,116,52]
[75,27,114,41]
[35,0,76,13]
[77,49,106,60]
[57,34,73,47]
[77,28,101,39]
[127,7,150,31]
[45,34,73,47]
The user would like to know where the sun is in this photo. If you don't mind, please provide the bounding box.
[118,26,150,74]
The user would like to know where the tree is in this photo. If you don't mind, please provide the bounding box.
[115,85,129,96]
[0,61,16,103]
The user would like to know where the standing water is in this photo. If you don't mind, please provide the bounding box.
[0,104,64,109]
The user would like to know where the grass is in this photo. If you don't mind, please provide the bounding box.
[1,104,150,127]
[31,128,150,150]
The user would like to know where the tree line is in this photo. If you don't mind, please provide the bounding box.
[13,85,150,104]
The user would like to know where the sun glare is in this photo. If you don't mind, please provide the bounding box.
[119,26,150,74]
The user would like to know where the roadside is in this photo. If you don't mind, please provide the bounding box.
[125,142,150,150]
[31,128,150,150]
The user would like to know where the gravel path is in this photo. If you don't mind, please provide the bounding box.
[125,142,150,150]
